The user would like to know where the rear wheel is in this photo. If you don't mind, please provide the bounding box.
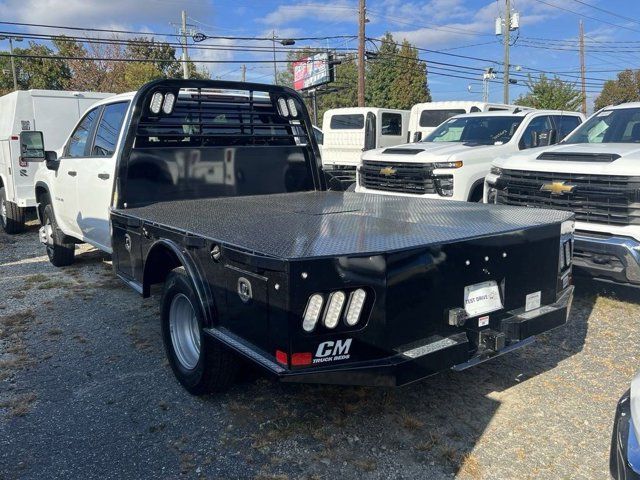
[0,187,26,234]
[40,204,75,267]
[161,268,239,395]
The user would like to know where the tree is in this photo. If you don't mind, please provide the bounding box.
[387,39,430,109]
[366,32,399,107]
[594,69,640,111]
[515,74,583,111]
[0,42,71,95]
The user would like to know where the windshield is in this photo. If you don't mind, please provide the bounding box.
[423,116,523,145]
[564,107,640,143]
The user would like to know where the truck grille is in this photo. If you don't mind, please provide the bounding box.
[495,169,640,225]
[360,160,436,194]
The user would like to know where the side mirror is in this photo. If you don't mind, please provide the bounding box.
[413,131,423,142]
[45,151,59,171]
[531,129,555,148]
[19,131,45,160]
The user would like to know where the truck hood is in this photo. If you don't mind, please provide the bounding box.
[362,142,501,163]
[493,142,640,176]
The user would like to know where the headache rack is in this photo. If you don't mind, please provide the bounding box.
[134,86,311,147]
[114,79,324,209]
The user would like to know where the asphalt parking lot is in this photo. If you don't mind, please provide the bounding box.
[1,223,638,480]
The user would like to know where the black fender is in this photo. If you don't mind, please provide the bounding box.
[467,178,486,202]
[142,238,217,328]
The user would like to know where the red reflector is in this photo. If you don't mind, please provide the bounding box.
[10,135,18,140]
[291,352,312,366]
[275,350,288,365]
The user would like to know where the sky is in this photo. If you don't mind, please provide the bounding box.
[0,0,637,111]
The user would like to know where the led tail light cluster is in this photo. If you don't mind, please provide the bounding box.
[302,288,368,332]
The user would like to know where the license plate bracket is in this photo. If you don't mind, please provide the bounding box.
[464,280,503,317]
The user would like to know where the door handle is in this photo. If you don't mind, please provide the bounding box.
[67,171,77,177]
[98,173,110,180]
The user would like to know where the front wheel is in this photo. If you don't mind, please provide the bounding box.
[161,268,239,395]
[0,187,26,234]
[40,204,75,267]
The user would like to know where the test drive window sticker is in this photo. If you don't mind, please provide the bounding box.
[313,339,352,364]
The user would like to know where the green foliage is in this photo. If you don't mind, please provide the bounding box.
[514,74,583,111]
[0,42,71,95]
[366,32,400,107]
[387,39,430,109]
[594,69,640,111]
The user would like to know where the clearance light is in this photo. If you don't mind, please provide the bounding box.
[162,92,176,114]
[323,291,346,329]
[277,97,289,117]
[291,352,312,366]
[345,289,367,326]
[150,92,164,114]
[275,349,288,365]
[302,294,324,332]
[287,98,298,117]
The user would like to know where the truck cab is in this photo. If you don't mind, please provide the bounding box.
[0,90,112,233]
[357,109,583,202]
[485,102,640,288]
[408,101,529,143]
[321,107,409,187]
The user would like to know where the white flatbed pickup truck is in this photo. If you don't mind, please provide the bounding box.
[356,109,583,202]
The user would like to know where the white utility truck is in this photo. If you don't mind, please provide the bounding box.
[408,101,529,143]
[356,109,583,202]
[0,89,113,233]
[321,107,409,187]
[485,102,640,288]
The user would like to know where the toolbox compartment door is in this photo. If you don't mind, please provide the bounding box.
[222,265,270,350]
[111,214,143,284]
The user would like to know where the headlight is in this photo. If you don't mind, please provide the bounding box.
[302,294,324,332]
[345,289,367,326]
[434,160,463,169]
[323,291,346,329]
[490,166,502,176]
[435,175,454,197]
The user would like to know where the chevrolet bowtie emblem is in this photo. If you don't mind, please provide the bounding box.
[379,166,397,176]
[540,181,576,195]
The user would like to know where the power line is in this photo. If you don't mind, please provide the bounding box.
[530,0,640,34]
[568,0,640,25]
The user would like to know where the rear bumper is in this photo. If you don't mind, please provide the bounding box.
[209,286,573,387]
[610,389,640,480]
[573,233,640,286]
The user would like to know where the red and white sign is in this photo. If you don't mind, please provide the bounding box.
[293,53,332,91]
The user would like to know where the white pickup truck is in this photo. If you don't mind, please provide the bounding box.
[356,109,584,202]
[485,102,640,288]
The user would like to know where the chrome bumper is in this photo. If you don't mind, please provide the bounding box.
[573,233,640,285]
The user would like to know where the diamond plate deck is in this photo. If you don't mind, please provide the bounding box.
[114,192,572,260]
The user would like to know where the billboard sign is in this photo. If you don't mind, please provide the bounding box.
[293,53,333,90]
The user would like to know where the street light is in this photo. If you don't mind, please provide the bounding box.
[0,35,23,91]
[272,31,295,85]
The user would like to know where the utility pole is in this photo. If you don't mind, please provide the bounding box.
[181,10,189,79]
[272,31,278,84]
[579,20,587,115]
[503,0,511,104]
[357,0,366,107]
[241,64,246,82]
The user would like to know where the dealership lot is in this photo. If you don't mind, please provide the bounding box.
[0,223,637,479]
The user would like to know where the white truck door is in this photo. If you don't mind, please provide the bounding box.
[76,101,129,252]
[54,106,102,239]
[378,111,405,148]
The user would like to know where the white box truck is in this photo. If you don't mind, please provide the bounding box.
[0,89,113,233]
[321,107,409,187]
[408,101,530,142]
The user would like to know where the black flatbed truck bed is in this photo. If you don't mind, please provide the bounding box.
[105,79,575,393]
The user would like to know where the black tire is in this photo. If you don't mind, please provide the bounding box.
[0,186,26,234]
[42,203,75,267]
[161,268,239,395]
